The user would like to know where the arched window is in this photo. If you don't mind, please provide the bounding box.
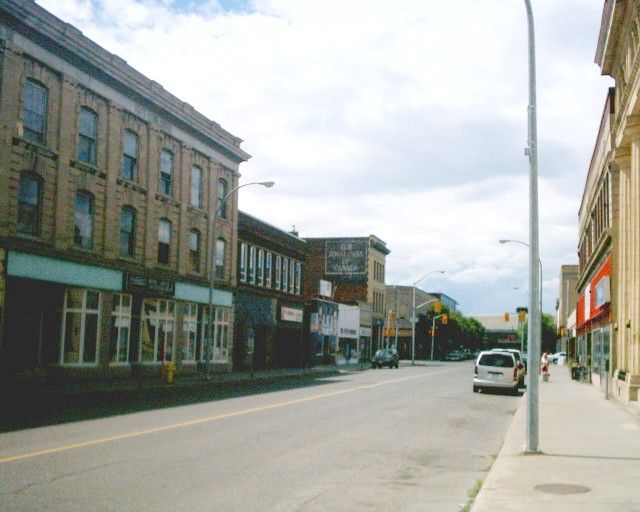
[120,206,136,257]
[22,80,48,143]
[158,218,171,264]
[74,191,94,249]
[215,238,226,279]
[78,107,98,164]
[17,173,42,235]
[189,229,201,272]
[122,130,138,181]
[217,179,228,219]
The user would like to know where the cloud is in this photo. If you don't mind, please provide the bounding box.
[36,0,611,314]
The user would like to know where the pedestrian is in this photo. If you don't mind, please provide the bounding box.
[541,352,550,381]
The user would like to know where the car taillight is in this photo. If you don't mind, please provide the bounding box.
[474,365,478,376]
[513,367,518,381]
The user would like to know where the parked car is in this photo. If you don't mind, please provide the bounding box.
[473,351,521,395]
[371,348,399,369]
[444,351,464,361]
[491,348,526,386]
[550,352,566,365]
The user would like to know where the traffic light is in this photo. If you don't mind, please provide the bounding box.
[504,312,510,321]
[434,300,442,314]
[518,310,527,322]
[441,314,448,325]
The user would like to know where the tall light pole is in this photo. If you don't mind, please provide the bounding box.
[523,0,541,454]
[411,270,445,365]
[206,180,275,378]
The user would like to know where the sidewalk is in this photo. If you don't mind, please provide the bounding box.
[472,366,640,511]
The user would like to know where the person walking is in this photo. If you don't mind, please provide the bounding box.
[541,352,550,381]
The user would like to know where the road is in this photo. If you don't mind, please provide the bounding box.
[0,362,520,512]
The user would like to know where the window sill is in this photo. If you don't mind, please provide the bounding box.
[117,177,147,195]
[70,158,107,179]
[187,205,208,217]
[15,231,42,241]
[155,193,180,208]
[12,136,59,160]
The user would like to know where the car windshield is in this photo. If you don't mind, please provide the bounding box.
[376,349,392,356]
[479,353,514,367]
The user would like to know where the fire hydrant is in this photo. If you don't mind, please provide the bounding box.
[163,362,175,384]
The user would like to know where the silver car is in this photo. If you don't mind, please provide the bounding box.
[473,351,520,394]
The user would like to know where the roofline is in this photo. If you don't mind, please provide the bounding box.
[239,210,307,245]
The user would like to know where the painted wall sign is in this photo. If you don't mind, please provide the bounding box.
[325,239,367,275]
[281,306,303,323]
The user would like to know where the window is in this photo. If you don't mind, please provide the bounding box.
[182,303,199,362]
[22,80,47,143]
[120,207,135,257]
[140,299,175,362]
[160,150,173,196]
[218,179,228,219]
[110,294,131,363]
[248,245,256,284]
[122,130,138,181]
[282,258,289,292]
[17,174,41,235]
[295,261,302,295]
[78,107,98,164]
[257,249,264,286]
[189,229,200,272]
[275,255,282,290]
[200,306,230,363]
[239,243,248,282]
[158,218,171,264]
[74,192,93,249]
[61,288,100,365]
[215,238,226,279]
[289,260,295,293]
[265,252,272,288]
[191,166,202,208]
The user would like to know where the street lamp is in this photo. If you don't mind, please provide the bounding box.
[499,239,543,311]
[411,270,445,365]
[206,180,275,378]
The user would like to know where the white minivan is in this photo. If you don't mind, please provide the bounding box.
[473,351,520,394]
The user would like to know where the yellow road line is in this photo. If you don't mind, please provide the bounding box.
[0,367,455,464]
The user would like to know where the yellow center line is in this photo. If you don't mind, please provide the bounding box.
[0,367,456,464]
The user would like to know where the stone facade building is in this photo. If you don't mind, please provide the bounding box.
[556,264,579,355]
[592,0,640,403]
[0,0,249,385]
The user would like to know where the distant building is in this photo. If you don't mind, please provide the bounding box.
[556,264,579,354]
[234,212,306,370]
[0,0,249,386]
[470,315,520,349]
[302,235,390,359]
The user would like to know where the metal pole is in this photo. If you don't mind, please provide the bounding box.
[411,283,416,365]
[394,286,398,349]
[431,316,436,361]
[524,0,541,454]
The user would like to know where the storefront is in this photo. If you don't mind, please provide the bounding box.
[1,251,233,384]
[337,303,359,364]
[308,299,338,365]
[276,303,304,368]
[576,254,612,390]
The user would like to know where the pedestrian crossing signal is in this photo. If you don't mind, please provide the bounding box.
[441,314,448,325]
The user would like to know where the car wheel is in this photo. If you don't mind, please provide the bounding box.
[473,385,479,393]
[511,387,520,396]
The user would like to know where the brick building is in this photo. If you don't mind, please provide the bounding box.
[234,212,306,370]
[302,235,390,358]
[0,0,249,385]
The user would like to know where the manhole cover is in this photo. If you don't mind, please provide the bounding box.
[535,483,591,495]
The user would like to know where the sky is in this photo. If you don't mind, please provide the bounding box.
[36,0,613,315]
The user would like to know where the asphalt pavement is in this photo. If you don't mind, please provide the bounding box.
[472,364,640,511]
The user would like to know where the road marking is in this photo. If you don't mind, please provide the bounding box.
[0,367,456,464]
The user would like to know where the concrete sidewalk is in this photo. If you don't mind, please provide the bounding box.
[472,366,640,511]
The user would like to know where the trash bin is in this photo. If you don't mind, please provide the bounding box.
[571,365,579,380]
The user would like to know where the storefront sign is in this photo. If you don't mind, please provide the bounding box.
[281,306,303,323]
[124,272,175,297]
[325,239,367,275]
[360,326,372,337]
[319,279,332,298]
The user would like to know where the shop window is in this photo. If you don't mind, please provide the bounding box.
[182,303,199,362]
[120,207,135,257]
[275,254,282,290]
[158,218,171,264]
[140,299,176,362]
[215,238,226,279]
[61,288,101,365]
[191,165,202,208]
[160,149,173,196]
[265,252,272,288]
[122,130,138,181]
[248,245,256,284]
[78,107,98,165]
[295,261,302,295]
[282,258,289,292]
[17,174,41,236]
[239,243,248,282]
[74,191,94,249]
[22,79,48,143]
[218,179,228,219]
[190,229,201,272]
[257,249,264,286]
[200,306,230,363]
[110,293,132,363]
